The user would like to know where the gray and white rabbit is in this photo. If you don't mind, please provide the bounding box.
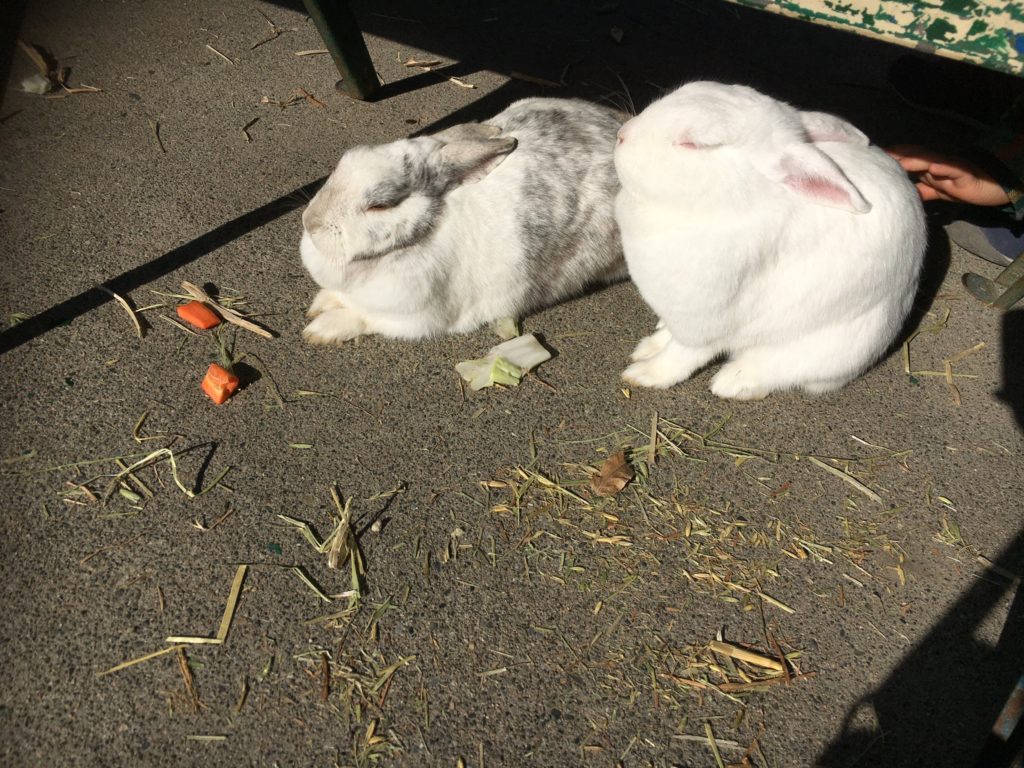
[300,98,627,343]
[614,81,927,399]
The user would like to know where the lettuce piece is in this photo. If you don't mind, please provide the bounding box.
[492,317,520,341]
[455,333,552,390]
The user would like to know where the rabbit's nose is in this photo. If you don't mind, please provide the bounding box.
[617,121,633,145]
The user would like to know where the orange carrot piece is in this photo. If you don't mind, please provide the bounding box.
[177,300,222,330]
[202,363,240,405]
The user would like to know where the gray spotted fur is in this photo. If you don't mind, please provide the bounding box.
[301,97,628,342]
[489,100,628,310]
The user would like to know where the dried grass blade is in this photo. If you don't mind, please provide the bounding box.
[234,677,249,714]
[177,648,200,712]
[756,590,795,614]
[943,342,985,405]
[180,281,273,338]
[291,566,333,602]
[98,286,145,338]
[97,644,186,677]
[369,655,416,693]
[705,722,726,768]
[214,565,247,641]
[902,306,950,374]
[944,360,961,405]
[206,44,233,64]
[131,411,166,443]
[107,448,190,499]
[157,313,198,335]
[278,514,327,551]
[672,734,744,751]
[707,640,784,672]
[647,411,658,469]
[807,456,882,504]
[166,565,247,644]
[115,458,153,498]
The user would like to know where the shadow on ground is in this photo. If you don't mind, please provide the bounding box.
[817,527,1023,766]
[820,307,1024,767]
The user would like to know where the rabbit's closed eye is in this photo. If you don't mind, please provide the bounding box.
[365,200,402,212]
[675,139,721,150]
[364,182,409,211]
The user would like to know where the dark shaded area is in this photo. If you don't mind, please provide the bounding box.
[0,179,323,355]
[0,0,28,114]
[817,528,1024,767]
[997,310,1024,429]
[896,212,954,346]
[820,257,1022,768]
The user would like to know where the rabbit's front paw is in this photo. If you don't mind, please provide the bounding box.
[622,357,685,388]
[623,336,715,388]
[307,289,346,318]
[303,308,367,345]
[630,326,672,362]
[709,362,769,401]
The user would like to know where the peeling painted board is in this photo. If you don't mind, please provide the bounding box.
[728,0,1024,76]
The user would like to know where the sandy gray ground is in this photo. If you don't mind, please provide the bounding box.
[1,1,1022,766]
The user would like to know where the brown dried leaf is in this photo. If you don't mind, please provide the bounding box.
[590,450,634,497]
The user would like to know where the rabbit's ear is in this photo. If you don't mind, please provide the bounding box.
[432,122,502,142]
[754,142,871,214]
[437,136,517,185]
[800,111,869,146]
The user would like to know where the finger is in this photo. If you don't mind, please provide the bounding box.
[915,183,945,202]
[894,155,935,173]
[926,161,972,180]
[884,145,949,165]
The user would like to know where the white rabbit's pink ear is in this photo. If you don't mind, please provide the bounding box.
[755,143,872,214]
[437,136,517,185]
[800,111,869,146]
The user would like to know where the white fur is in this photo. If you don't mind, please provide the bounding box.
[300,98,625,344]
[614,82,927,399]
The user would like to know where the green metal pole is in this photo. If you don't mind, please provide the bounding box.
[301,0,379,100]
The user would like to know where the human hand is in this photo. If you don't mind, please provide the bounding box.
[886,144,1011,207]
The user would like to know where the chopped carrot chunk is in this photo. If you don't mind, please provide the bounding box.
[177,300,222,330]
[202,363,240,404]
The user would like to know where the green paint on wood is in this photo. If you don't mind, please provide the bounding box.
[940,0,980,17]
[926,17,958,42]
[727,0,1023,75]
[967,19,989,36]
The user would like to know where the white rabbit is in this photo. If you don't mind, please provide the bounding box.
[614,81,927,399]
[300,98,627,343]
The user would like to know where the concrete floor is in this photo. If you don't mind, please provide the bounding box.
[1,1,1021,766]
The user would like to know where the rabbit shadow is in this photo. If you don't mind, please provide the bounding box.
[891,211,954,350]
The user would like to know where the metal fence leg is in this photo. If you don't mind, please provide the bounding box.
[963,250,1024,310]
[301,0,379,100]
